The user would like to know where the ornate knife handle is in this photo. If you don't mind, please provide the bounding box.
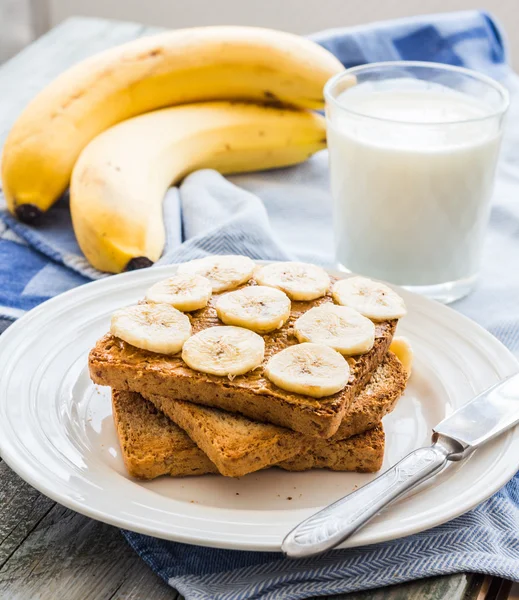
[282,439,462,559]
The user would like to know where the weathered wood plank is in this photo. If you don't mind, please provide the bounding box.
[0,461,54,570]
[0,500,176,600]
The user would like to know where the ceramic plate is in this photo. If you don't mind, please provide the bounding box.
[0,264,518,551]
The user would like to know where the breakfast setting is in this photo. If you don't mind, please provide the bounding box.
[0,3,519,600]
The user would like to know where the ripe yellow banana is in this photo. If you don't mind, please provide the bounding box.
[70,101,326,273]
[2,26,344,221]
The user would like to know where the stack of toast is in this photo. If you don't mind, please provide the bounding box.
[89,257,409,479]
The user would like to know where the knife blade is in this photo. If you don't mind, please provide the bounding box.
[282,371,519,559]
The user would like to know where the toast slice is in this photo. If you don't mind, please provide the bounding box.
[279,425,384,473]
[112,389,216,479]
[91,285,397,438]
[145,353,405,476]
[147,396,305,476]
[112,390,385,479]
[331,352,405,441]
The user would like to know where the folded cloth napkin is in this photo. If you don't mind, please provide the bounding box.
[2,9,519,599]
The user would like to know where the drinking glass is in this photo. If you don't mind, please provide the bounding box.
[324,62,509,303]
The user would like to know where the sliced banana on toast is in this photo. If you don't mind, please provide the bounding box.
[389,336,413,379]
[254,261,330,301]
[145,273,212,312]
[110,303,191,355]
[178,255,255,293]
[294,304,375,355]
[182,326,265,377]
[265,342,350,398]
[216,286,291,333]
[332,276,407,321]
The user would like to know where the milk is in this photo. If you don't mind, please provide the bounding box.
[327,80,502,287]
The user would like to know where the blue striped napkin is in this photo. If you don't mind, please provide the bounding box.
[2,9,519,599]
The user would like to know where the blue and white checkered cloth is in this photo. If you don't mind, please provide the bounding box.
[2,10,519,599]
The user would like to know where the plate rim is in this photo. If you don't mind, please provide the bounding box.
[0,262,518,551]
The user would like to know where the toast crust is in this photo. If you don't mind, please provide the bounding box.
[91,285,396,437]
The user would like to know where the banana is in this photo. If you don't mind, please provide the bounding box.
[70,103,326,273]
[110,303,191,355]
[181,326,265,377]
[254,261,330,301]
[293,304,375,355]
[332,276,407,321]
[145,273,212,312]
[178,255,255,293]
[2,26,344,220]
[389,336,413,379]
[264,342,350,398]
[216,286,291,333]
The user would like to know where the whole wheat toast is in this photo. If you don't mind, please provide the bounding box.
[280,425,384,473]
[112,390,385,479]
[91,283,397,438]
[112,389,216,479]
[145,352,405,476]
[331,352,405,441]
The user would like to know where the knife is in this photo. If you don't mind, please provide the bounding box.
[282,371,519,559]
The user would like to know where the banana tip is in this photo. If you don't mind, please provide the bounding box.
[125,257,154,272]
[15,203,43,223]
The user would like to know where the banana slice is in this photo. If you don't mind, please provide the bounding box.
[254,261,330,301]
[332,276,407,321]
[265,342,350,398]
[181,326,265,377]
[216,286,291,333]
[110,303,191,355]
[390,336,413,380]
[294,304,375,355]
[178,255,255,293]
[145,273,212,312]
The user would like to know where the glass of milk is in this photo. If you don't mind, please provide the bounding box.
[324,62,509,303]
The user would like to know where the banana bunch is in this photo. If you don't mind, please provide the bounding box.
[1,26,347,272]
[110,257,408,398]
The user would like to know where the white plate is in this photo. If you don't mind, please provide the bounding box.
[0,264,518,552]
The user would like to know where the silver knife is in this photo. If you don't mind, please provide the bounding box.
[282,371,519,559]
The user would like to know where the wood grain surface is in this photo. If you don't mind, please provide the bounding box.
[0,16,488,600]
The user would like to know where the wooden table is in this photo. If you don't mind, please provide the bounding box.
[0,17,506,600]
